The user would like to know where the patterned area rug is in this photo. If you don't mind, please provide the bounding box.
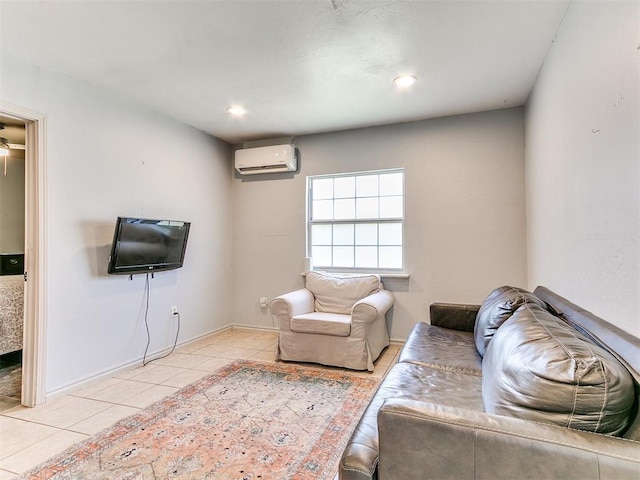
[20,360,380,480]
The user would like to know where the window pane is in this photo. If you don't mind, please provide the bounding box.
[356,197,378,219]
[379,246,402,268]
[333,224,354,245]
[312,246,332,267]
[356,174,378,197]
[379,223,402,245]
[355,247,378,268]
[355,223,377,245]
[313,200,333,220]
[333,246,354,267]
[311,224,332,245]
[380,172,403,196]
[312,178,333,200]
[308,169,404,272]
[334,198,355,220]
[379,196,403,218]
[334,176,355,199]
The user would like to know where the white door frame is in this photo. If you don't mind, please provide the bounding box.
[1,102,47,407]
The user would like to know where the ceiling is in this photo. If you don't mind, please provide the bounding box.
[0,1,570,145]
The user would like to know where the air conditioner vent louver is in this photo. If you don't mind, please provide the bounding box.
[239,164,289,172]
[235,144,297,175]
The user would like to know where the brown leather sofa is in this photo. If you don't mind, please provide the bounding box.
[339,286,640,479]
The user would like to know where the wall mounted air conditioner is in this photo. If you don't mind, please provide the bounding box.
[234,144,297,175]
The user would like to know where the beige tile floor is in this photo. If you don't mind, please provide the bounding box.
[0,327,400,479]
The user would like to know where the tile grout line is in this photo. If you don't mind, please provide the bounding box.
[0,330,392,479]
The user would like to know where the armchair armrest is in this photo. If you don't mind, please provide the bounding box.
[429,302,480,332]
[378,399,640,480]
[270,289,314,331]
[352,290,394,325]
[270,288,314,317]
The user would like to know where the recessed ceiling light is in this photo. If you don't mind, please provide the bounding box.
[393,75,417,88]
[226,105,247,116]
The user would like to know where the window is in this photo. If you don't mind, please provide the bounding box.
[307,168,404,271]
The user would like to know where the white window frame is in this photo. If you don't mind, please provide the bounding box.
[306,168,405,274]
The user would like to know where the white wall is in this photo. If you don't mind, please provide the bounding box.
[0,52,233,394]
[233,108,527,340]
[525,1,640,337]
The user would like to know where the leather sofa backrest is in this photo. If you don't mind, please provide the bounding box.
[474,285,548,356]
[534,286,640,441]
[483,303,635,435]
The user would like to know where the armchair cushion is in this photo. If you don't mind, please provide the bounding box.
[291,312,351,337]
[305,271,380,315]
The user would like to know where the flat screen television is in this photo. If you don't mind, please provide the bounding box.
[107,217,191,275]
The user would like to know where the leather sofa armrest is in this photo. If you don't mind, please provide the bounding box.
[378,399,640,480]
[429,302,480,332]
[270,289,314,330]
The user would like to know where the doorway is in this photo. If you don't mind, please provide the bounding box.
[0,104,47,408]
[0,116,26,411]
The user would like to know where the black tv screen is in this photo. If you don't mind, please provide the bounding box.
[107,217,190,275]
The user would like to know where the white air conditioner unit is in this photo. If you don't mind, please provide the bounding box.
[234,144,297,175]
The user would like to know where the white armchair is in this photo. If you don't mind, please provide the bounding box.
[270,271,394,371]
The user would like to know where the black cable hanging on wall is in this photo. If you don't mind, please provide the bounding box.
[142,273,180,366]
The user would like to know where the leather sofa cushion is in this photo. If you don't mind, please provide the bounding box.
[398,322,482,376]
[474,285,547,357]
[291,312,351,336]
[341,361,483,480]
[305,271,380,315]
[482,304,635,435]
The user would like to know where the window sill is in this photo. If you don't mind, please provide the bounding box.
[379,273,410,280]
[301,271,410,281]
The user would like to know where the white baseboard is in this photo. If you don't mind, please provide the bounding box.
[229,323,278,334]
[46,324,235,401]
[46,324,401,401]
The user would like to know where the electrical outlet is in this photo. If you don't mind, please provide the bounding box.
[171,305,178,316]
